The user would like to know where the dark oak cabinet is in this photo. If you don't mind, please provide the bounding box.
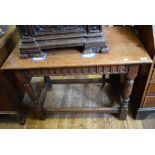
[17,25,109,58]
[0,26,24,122]
[131,25,155,119]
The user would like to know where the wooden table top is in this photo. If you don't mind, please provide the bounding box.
[2,26,152,70]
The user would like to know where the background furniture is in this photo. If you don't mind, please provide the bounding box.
[0,26,24,123]
[2,26,152,121]
[131,25,155,119]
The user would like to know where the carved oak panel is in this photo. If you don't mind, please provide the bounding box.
[23,65,129,77]
[16,25,109,58]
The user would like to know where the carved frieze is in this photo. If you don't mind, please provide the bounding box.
[23,65,129,77]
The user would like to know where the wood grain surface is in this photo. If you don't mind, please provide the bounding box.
[2,26,152,70]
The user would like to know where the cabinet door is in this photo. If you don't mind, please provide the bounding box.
[33,25,86,36]
[18,25,87,37]
[143,69,155,107]
[0,73,23,111]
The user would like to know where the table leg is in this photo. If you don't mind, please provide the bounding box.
[15,71,45,120]
[44,76,52,89]
[119,65,139,120]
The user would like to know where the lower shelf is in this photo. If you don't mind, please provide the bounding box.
[43,83,120,109]
[28,75,124,120]
[44,107,119,114]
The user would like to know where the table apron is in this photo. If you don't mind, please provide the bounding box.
[21,65,130,77]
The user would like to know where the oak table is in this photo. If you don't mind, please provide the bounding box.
[2,26,152,121]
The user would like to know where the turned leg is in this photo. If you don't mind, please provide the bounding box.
[44,76,52,89]
[119,65,139,120]
[15,71,45,120]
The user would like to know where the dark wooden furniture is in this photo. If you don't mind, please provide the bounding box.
[2,26,152,121]
[16,25,109,58]
[0,26,25,123]
[131,25,155,119]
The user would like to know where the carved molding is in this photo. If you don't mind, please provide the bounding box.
[35,25,85,33]
[23,65,129,77]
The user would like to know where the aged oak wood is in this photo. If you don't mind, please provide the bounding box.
[2,26,152,122]
[16,25,109,58]
[3,27,151,70]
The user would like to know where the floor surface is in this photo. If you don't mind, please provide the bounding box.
[0,76,155,129]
